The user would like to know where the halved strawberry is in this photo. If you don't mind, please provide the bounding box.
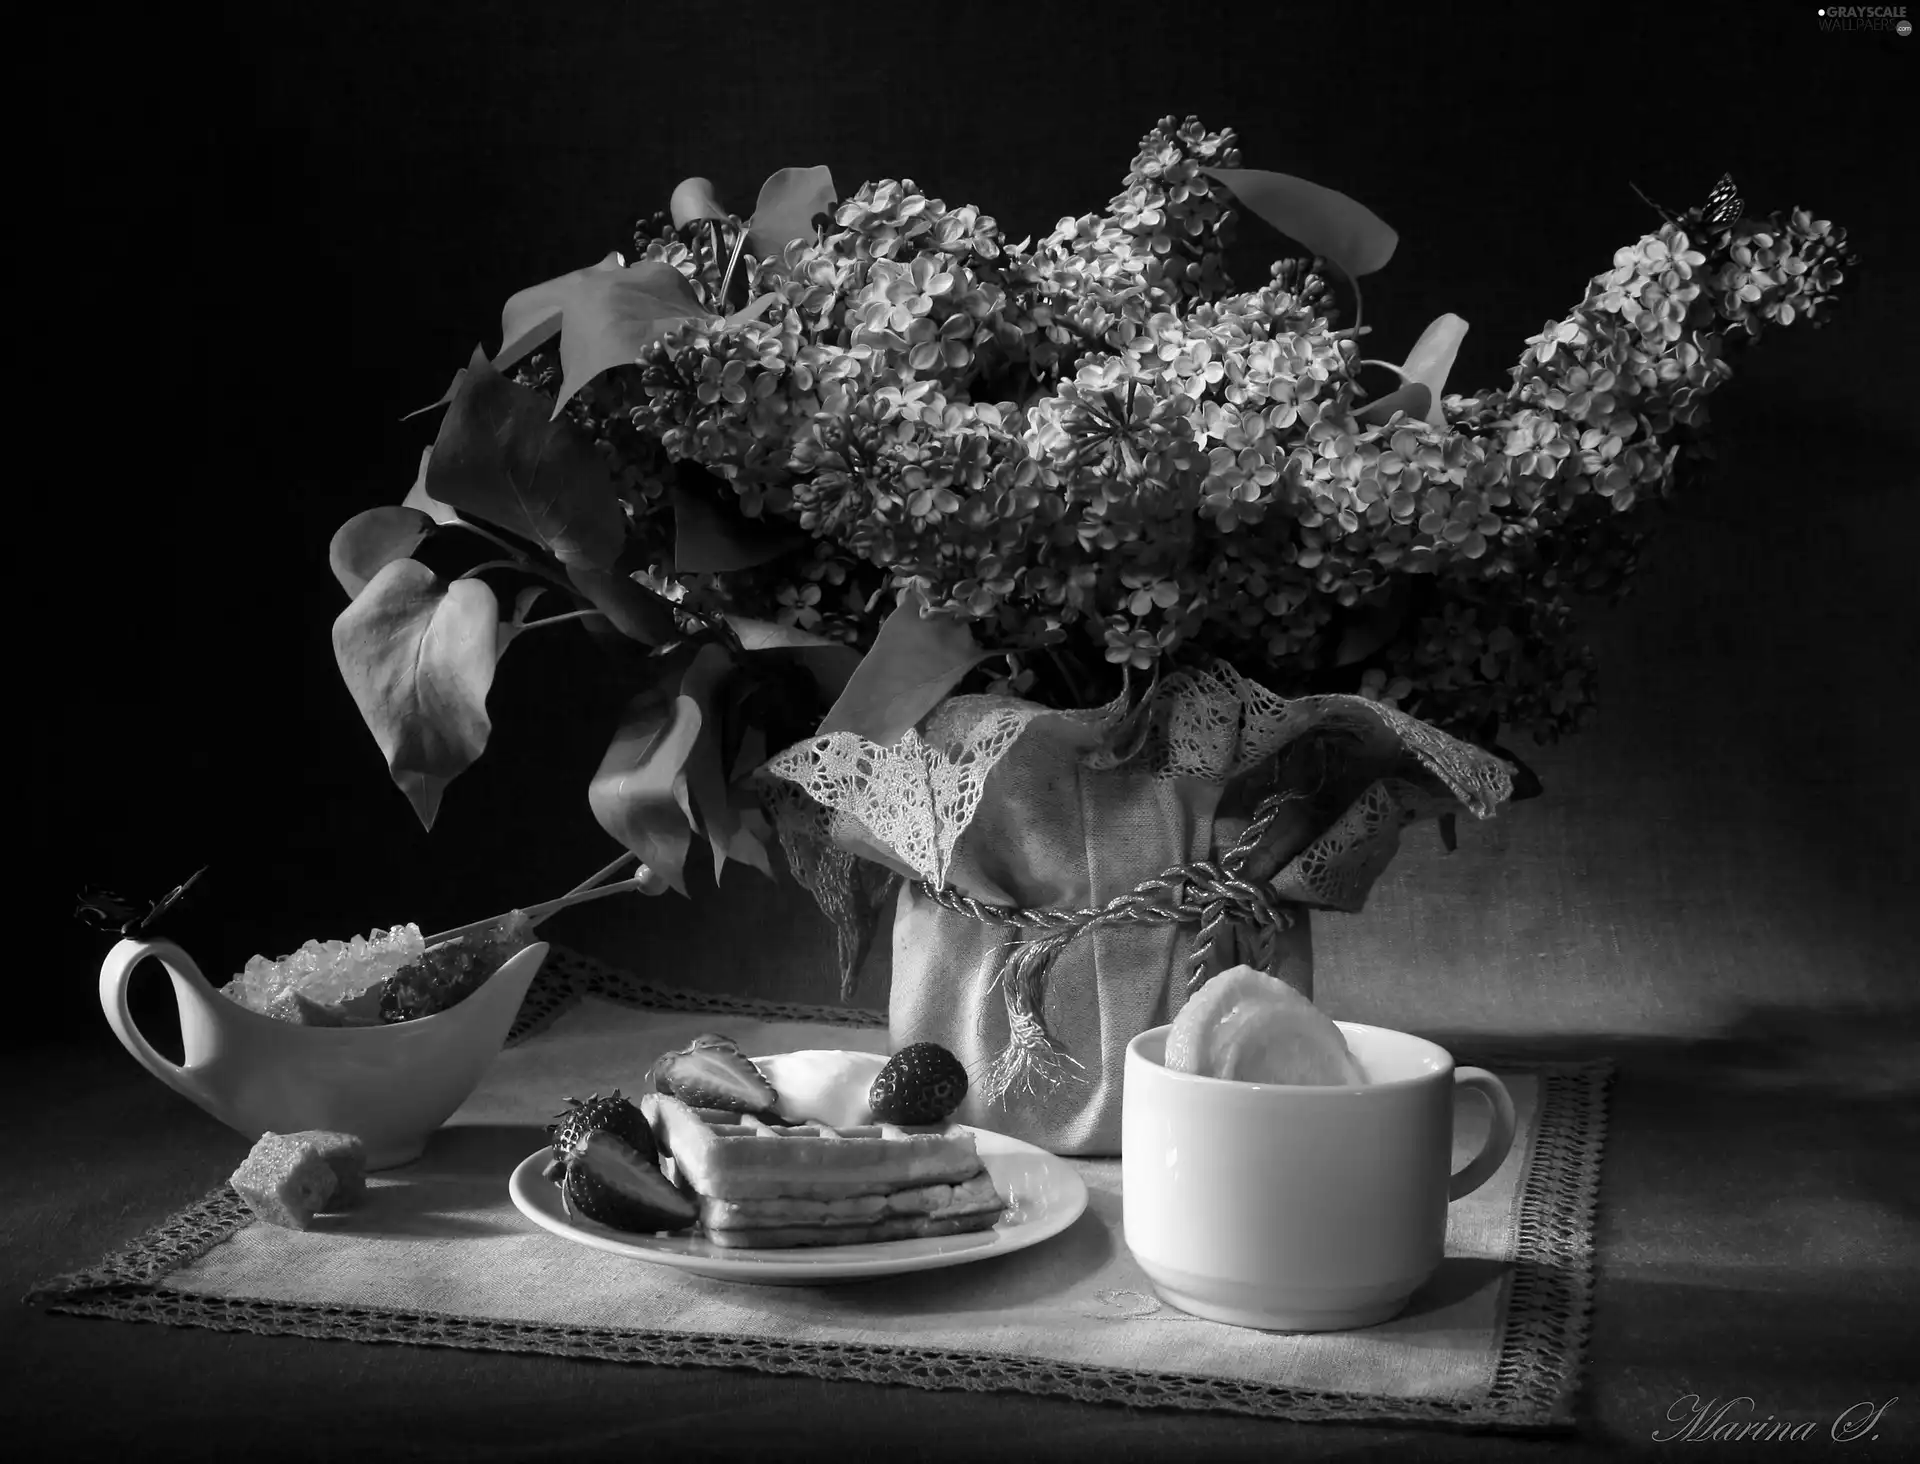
[648,1033,743,1094]
[547,1131,696,1233]
[654,1042,779,1113]
[547,1090,655,1166]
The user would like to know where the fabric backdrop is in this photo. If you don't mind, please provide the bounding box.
[42,0,1916,1055]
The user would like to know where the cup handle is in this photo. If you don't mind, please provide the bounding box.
[1448,1066,1517,1201]
[98,938,216,1113]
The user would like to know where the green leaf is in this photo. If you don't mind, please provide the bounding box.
[677,644,748,885]
[425,352,627,570]
[729,722,769,784]
[331,559,502,830]
[1201,166,1399,278]
[493,585,549,659]
[1399,314,1470,427]
[725,616,843,651]
[565,564,679,646]
[815,588,993,746]
[587,647,728,896]
[748,166,836,258]
[494,250,625,374]
[1355,382,1432,427]
[553,262,710,415]
[671,476,807,572]
[402,367,467,423]
[329,506,433,599]
[727,617,863,704]
[725,293,781,329]
[400,445,460,525]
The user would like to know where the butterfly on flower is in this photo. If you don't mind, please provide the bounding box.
[1629,172,1743,230]
[74,866,209,938]
[1700,173,1744,228]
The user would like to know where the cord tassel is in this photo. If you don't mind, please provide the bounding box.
[978,931,1086,1107]
[930,786,1306,1099]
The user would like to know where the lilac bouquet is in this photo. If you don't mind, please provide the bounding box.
[328,116,1851,895]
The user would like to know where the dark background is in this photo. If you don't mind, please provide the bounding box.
[42,1,1916,1054]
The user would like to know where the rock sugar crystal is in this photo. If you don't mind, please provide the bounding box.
[221,924,426,1017]
[380,911,536,1022]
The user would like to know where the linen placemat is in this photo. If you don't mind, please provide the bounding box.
[29,946,1611,1430]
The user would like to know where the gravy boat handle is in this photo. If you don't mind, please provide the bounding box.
[99,938,219,1115]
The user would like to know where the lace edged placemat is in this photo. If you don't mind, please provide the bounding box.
[26,945,1611,1432]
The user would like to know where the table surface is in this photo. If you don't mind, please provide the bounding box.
[8,1009,1917,1464]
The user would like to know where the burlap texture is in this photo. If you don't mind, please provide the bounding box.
[891,752,1316,1154]
[770,670,1515,1155]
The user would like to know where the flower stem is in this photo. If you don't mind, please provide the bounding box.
[515,608,604,632]
[717,222,749,312]
[706,220,724,305]
[447,536,575,594]
[458,559,531,580]
[442,517,533,561]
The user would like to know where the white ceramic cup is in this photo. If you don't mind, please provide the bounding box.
[1122,1022,1516,1332]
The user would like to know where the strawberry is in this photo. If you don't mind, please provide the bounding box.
[547,1090,656,1166]
[648,1033,742,1094]
[543,1131,696,1233]
[652,1040,779,1113]
[868,1043,970,1125]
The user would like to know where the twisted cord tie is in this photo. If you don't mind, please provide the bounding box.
[913,788,1305,1108]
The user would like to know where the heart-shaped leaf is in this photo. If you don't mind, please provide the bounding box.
[332,559,502,830]
[495,250,626,374]
[401,445,461,524]
[1202,166,1399,278]
[587,648,729,895]
[671,476,807,572]
[425,350,627,570]
[675,643,749,884]
[553,262,711,415]
[748,166,836,258]
[1399,314,1470,427]
[815,588,994,746]
[329,506,433,599]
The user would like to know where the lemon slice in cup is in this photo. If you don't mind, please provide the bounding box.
[1165,965,1366,1085]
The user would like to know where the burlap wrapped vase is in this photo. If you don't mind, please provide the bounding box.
[765,666,1512,1155]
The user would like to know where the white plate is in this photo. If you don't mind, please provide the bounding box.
[508,1126,1088,1285]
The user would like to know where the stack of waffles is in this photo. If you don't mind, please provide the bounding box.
[641,1092,1007,1249]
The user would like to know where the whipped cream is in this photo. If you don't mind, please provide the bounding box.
[753,1050,889,1128]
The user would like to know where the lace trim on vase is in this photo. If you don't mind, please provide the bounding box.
[23,955,1609,1432]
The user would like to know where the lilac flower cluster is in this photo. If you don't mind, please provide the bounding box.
[543,118,1850,745]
